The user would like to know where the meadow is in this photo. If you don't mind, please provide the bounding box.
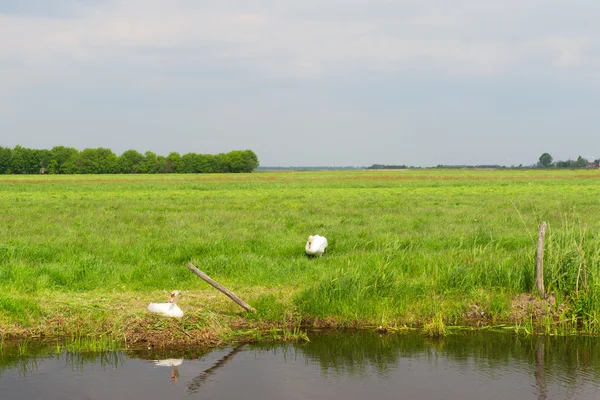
[1,169,600,346]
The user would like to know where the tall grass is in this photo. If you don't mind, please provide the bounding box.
[544,212,600,330]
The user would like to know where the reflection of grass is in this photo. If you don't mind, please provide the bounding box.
[0,340,126,377]
[1,170,600,346]
[285,331,600,382]
[65,334,120,353]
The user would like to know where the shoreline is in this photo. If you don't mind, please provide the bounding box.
[0,291,583,351]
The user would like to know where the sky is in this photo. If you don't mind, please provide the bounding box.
[1,0,599,167]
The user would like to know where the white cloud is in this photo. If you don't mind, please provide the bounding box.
[1,0,599,89]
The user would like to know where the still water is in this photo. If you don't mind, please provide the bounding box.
[2,331,600,400]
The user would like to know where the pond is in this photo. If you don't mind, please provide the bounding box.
[2,331,600,400]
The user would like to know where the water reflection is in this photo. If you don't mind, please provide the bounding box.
[1,331,600,400]
[152,358,183,384]
[187,343,247,393]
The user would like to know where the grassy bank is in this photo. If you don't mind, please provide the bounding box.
[1,170,600,347]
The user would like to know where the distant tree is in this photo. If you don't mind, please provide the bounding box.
[10,145,37,174]
[51,146,78,174]
[156,155,168,173]
[240,150,259,172]
[213,153,228,173]
[179,153,200,173]
[222,150,260,172]
[538,153,553,168]
[33,149,53,171]
[76,148,100,174]
[144,151,160,173]
[46,159,59,174]
[224,150,247,173]
[0,146,12,174]
[165,152,181,173]
[196,154,212,173]
[98,148,118,173]
[575,155,588,168]
[118,150,145,173]
[203,154,217,173]
[77,148,118,174]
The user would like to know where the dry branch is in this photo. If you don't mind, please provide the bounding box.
[187,264,256,313]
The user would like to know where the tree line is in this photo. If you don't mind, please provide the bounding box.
[538,153,598,169]
[0,146,260,174]
[367,164,410,169]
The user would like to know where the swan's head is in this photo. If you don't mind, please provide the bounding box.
[169,290,180,303]
[307,236,314,249]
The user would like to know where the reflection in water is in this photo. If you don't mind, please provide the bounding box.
[152,359,183,384]
[150,344,247,389]
[1,331,600,400]
[536,337,546,400]
[0,345,125,377]
[187,343,247,393]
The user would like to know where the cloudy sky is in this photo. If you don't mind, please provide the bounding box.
[1,0,599,166]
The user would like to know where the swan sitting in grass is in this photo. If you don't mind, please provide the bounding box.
[305,235,328,256]
[148,290,184,318]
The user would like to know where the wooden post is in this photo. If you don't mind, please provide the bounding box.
[187,264,256,313]
[536,222,546,298]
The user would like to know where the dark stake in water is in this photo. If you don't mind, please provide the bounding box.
[2,331,600,400]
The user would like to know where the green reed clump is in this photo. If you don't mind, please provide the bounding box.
[422,314,446,337]
[543,214,600,330]
[65,334,121,353]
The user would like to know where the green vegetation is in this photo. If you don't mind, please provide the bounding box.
[1,169,600,347]
[0,145,259,174]
[537,152,598,169]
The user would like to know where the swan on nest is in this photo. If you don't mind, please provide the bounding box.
[148,290,184,318]
[305,235,328,256]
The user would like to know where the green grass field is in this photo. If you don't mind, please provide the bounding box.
[1,169,600,345]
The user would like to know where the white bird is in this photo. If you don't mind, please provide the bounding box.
[305,235,328,256]
[148,290,184,318]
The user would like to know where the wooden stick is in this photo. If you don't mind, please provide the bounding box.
[187,264,256,313]
[536,222,546,298]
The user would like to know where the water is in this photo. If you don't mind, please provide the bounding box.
[2,331,600,400]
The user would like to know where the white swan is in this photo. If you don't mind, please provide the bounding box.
[305,235,328,256]
[148,290,184,318]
